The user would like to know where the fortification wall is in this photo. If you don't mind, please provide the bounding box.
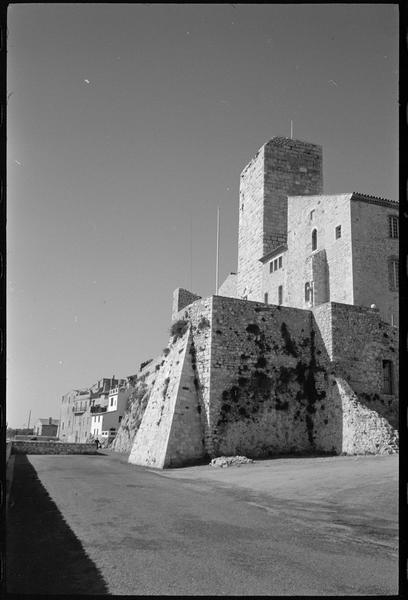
[330,302,398,428]
[207,296,339,457]
[172,288,202,320]
[175,297,213,454]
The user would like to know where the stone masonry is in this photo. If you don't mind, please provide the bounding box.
[114,136,398,468]
[237,138,322,300]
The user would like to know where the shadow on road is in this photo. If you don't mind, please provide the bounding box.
[6,455,109,595]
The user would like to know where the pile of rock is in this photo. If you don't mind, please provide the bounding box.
[209,455,255,468]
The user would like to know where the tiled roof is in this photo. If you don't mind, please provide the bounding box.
[351,192,398,208]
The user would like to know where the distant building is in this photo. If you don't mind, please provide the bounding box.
[34,417,59,437]
[90,383,130,444]
[59,377,126,443]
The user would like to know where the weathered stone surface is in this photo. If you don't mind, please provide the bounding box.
[128,326,205,468]
[11,441,98,455]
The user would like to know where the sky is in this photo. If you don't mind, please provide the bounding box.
[7,3,398,428]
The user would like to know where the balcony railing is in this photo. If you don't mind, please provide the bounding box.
[90,405,107,414]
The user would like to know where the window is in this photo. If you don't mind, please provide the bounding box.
[388,258,399,290]
[110,398,114,406]
[312,229,317,251]
[269,261,273,273]
[278,285,283,305]
[278,256,282,269]
[382,360,393,394]
[118,416,122,423]
[310,209,315,221]
[335,225,341,239]
[388,216,399,239]
[274,258,278,271]
[304,282,313,305]
[264,292,269,304]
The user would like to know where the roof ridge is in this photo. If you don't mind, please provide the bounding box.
[352,192,398,205]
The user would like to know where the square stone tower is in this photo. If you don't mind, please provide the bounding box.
[237,137,323,301]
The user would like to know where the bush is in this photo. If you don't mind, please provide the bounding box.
[197,316,210,330]
[170,319,189,341]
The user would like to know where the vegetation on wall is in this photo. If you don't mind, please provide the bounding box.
[170,319,189,342]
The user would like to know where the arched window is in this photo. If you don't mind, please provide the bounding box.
[305,282,314,306]
[312,229,317,251]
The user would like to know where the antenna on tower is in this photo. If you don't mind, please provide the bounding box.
[290,120,293,139]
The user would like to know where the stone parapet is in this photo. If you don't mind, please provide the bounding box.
[11,441,98,455]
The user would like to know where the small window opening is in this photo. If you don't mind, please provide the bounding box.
[278,256,282,268]
[278,285,283,305]
[304,282,314,306]
[274,258,278,270]
[264,292,269,305]
[388,259,399,290]
[310,209,315,221]
[312,229,317,251]
[335,225,341,239]
[269,261,273,273]
[388,216,399,239]
[382,360,393,394]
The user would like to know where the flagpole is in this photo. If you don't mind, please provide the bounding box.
[215,207,220,294]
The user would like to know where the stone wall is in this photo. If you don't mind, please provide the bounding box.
[113,294,398,466]
[330,302,398,428]
[263,138,323,257]
[335,378,398,454]
[128,326,205,468]
[172,288,202,320]
[208,296,338,457]
[237,145,265,300]
[11,441,98,455]
[351,196,399,325]
[174,297,213,453]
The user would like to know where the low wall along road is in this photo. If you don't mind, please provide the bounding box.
[11,441,98,455]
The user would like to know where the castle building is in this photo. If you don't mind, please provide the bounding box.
[222,138,398,326]
[116,137,398,468]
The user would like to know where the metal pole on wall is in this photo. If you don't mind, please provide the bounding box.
[27,409,31,430]
[215,206,220,294]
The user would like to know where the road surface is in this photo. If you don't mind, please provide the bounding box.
[7,452,398,595]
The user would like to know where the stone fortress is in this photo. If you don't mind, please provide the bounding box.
[63,137,399,467]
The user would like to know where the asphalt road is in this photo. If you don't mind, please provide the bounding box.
[7,452,398,595]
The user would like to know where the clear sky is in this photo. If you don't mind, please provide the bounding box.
[7,4,398,428]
